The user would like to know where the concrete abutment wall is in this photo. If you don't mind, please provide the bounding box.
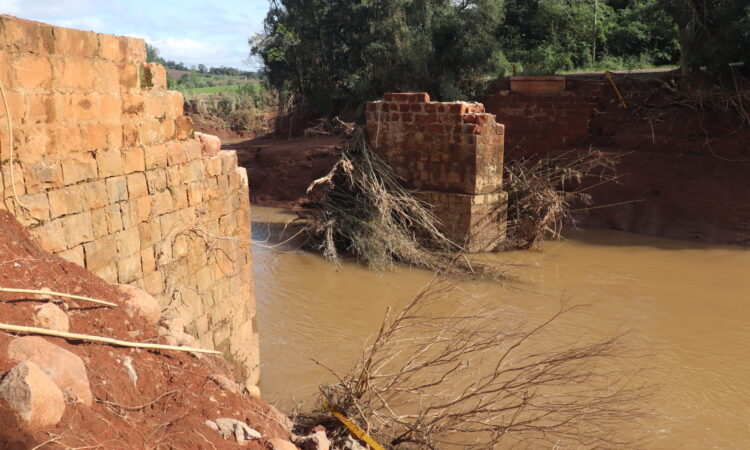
[0,16,259,384]
[366,93,507,252]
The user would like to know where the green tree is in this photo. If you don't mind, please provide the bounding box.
[252,0,507,117]
[660,0,750,75]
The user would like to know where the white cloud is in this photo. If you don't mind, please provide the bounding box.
[54,16,107,32]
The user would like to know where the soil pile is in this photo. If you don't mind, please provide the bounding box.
[0,210,291,449]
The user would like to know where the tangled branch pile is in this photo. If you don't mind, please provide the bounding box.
[504,149,621,249]
[303,124,505,278]
[317,276,649,449]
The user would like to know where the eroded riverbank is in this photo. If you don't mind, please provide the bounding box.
[252,206,750,448]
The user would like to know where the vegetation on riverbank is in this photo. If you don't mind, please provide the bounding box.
[252,0,749,118]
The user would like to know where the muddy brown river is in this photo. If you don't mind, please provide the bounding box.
[251,206,750,448]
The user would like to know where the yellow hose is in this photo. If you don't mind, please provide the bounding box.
[323,402,385,450]
[604,71,627,109]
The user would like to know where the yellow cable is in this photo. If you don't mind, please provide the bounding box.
[604,71,627,109]
[323,402,385,450]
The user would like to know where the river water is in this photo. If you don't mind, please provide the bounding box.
[252,206,750,448]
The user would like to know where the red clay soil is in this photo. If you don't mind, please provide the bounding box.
[576,82,750,244]
[223,136,343,208]
[0,210,290,449]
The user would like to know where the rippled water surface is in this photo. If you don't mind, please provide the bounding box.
[252,206,750,448]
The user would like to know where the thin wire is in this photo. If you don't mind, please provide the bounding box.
[0,80,27,208]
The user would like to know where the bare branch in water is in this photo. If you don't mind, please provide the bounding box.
[318,274,652,449]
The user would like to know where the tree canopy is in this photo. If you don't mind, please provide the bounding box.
[251,0,749,116]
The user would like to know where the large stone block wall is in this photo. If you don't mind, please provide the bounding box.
[0,16,258,383]
[366,93,507,252]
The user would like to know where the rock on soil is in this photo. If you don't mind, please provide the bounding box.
[33,303,70,332]
[0,209,293,448]
[268,438,300,450]
[297,429,331,450]
[0,360,66,430]
[117,284,161,325]
[6,336,93,406]
[209,417,262,443]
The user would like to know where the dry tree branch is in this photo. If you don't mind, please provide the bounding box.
[318,274,652,449]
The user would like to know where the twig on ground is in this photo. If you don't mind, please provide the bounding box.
[0,323,220,355]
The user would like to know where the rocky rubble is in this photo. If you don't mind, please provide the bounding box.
[0,209,292,448]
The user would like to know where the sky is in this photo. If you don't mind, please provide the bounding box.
[0,0,270,70]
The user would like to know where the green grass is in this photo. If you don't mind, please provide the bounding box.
[181,83,263,95]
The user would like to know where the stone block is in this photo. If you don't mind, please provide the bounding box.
[2,17,54,53]
[54,26,98,58]
[510,76,566,95]
[56,245,84,267]
[62,211,94,248]
[25,93,56,125]
[117,253,142,284]
[84,236,117,270]
[141,247,156,273]
[106,175,128,204]
[17,192,50,222]
[84,123,109,151]
[144,143,168,169]
[13,53,52,89]
[98,33,127,62]
[116,227,141,257]
[174,116,193,140]
[91,207,108,238]
[96,149,124,178]
[21,160,63,193]
[94,60,120,93]
[134,195,152,223]
[139,119,162,145]
[99,95,122,123]
[54,58,95,90]
[126,172,148,198]
[144,93,166,118]
[165,91,184,117]
[146,168,167,194]
[143,269,164,296]
[105,204,124,234]
[151,190,174,216]
[166,141,187,165]
[61,153,98,186]
[121,147,145,174]
[30,219,66,253]
[142,63,167,90]
[48,184,83,218]
[138,220,161,249]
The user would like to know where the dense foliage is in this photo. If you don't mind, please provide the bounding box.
[251,0,748,116]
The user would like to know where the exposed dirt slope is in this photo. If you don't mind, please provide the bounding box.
[578,79,750,244]
[0,210,290,449]
[224,136,343,208]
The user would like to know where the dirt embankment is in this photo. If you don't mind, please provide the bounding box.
[578,78,750,244]
[0,210,291,449]
[223,136,343,209]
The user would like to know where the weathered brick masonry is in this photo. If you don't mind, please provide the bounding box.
[366,93,507,252]
[0,16,258,383]
[484,78,607,155]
